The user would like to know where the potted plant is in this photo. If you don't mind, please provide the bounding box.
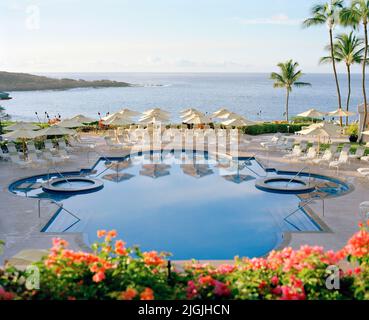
[346,124,359,143]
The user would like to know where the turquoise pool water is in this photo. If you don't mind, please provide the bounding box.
[9,151,349,260]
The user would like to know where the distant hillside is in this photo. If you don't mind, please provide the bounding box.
[0,71,133,91]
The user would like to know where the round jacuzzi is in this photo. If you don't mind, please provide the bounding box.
[255,176,317,194]
[42,177,104,194]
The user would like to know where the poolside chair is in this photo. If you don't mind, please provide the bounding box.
[57,138,74,153]
[283,145,302,160]
[104,136,122,149]
[277,138,295,151]
[357,168,369,179]
[27,151,48,167]
[26,141,42,155]
[349,146,365,162]
[9,153,31,168]
[312,149,333,166]
[0,148,10,161]
[299,140,308,153]
[41,150,65,164]
[329,143,338,157]
[329,151,349,174]
[44,139,57,153]
[260,133,282,148]
[299,147,317,162]
[6,142,22,156]
[68,136,95,150]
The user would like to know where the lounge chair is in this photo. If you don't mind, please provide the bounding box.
[283,145,302,160]
[329,151,349,174]
[299,140,308,153]
[9,153,31,168]
[0,148,10,160]
[104,136,122,149]
[349,146,365,162]
[357,168,369,179]
[57,138,74,152]
[26,141,42,155]
[42,150,64,164]
[299,147,317,162]
[28,151,48,166]
[277,138,295,151]
[6,142,22,156]
[44,139,57,153]
[312,149,333,166]
[260,134,282,148]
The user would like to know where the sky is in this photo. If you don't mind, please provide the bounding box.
[0,0,364,73]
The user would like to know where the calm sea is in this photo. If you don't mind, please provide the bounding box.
[1,72,365,122]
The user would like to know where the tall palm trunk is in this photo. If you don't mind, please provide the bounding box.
[361,22,368,141]
[329,28,343,126]
[346,64,351,127]
[285,89,290,122]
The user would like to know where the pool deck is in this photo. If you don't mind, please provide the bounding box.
[1,133,368,265]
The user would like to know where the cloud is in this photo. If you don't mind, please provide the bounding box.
[234,14,301,26]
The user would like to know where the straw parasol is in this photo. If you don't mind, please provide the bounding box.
[328,109,356,117]
[212,108,232,118]
[1,129,41,157]
[102,108,140,121]
[36,125,76,136]
[5,122,39,131]
[103,113,134,126]
[58,118,86,128]
[221,116,256,127]
[69,114,96,123]
[297,108,327,118]
[183,114,212,124]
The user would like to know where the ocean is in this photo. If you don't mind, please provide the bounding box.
[1,72,365,123]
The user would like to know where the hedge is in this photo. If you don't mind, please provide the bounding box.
[242,123,308,136]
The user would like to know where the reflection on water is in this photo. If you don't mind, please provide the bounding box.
[11,151,325,260]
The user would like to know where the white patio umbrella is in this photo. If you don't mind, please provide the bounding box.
[102,113,134,126]
[139,114,170,124]
[328,108,356,117]
[212,108,232,118]
[58,118,86,128]
[221,117,256,127]
[183,114,212,124]
[297,108,327,118]
[142,108,170,117]
[102,108,140,121]
[180,108,201,115]
[5,122,39,131]
[69,114,96,123]
[36,125,76,136]
[180,109,204,119]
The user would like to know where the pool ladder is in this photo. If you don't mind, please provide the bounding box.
[46,167,72,186]
[286,166,311,187]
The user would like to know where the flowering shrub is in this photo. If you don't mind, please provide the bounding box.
[0,222,368,300]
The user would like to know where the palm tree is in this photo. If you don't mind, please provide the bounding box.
[320,32,365,125]
[270,60,311,122]
[303,0,344,126]
[340,0,369,139]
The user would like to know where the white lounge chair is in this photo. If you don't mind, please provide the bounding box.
[44,139,57,152]
[283,145,302,160]
[26,141,42,155]
[42,151,64,164]
[28,151,48,166]
[104,136,122,149]
[357,168,369,179]
[0,148,10,160]
[299,147,317,162]
[6,142,22,156]
[9,153,31,168]
[349,146,365,162]
[329,151,349,174]
[312,149,333,166]
[57,138,74,153]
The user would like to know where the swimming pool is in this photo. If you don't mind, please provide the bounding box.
[9,150,350,260]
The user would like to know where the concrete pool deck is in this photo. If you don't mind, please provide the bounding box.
[0,133,368,265]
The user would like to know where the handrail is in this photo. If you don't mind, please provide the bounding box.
[283,198,316,231]
[286,166,311,187]
[38,198,81,232]
[240,156,269,178]
[46,167,72,186]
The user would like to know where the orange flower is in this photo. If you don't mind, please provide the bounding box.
[115,240,128,256]
[97,230,106,238]
[143,251,165,266]
[92,270,106,283]
[121,288,137,300]
[140,288,154,300]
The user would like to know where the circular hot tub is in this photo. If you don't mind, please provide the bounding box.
[255,176,317,194]
[42,177,104,194]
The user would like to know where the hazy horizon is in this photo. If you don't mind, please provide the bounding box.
[0,0,366,74]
